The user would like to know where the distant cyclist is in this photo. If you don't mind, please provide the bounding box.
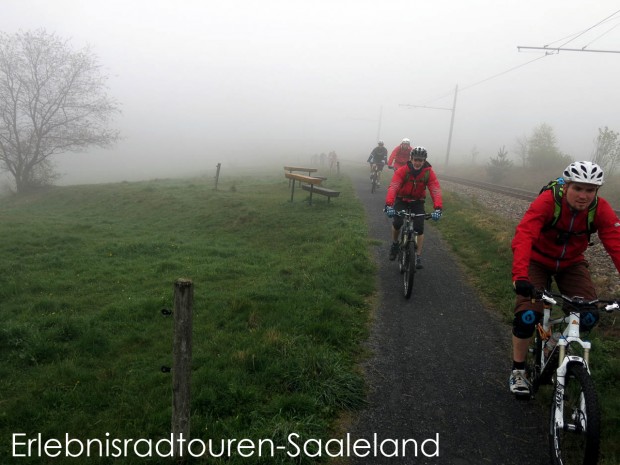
[387,138,412,171]
[367,140,388,185]
[384,146,443,269]
[509,161,620,396]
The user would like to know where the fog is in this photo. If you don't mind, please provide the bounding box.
[2,0,620,185]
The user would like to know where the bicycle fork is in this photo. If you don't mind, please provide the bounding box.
[401,225,416,247]
[552,312,592,433]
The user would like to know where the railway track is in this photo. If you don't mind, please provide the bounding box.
[438,174,620,216]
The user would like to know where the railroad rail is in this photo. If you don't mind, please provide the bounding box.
[438,174,620,216]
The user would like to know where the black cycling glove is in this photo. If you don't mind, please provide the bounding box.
[514,280,535,297]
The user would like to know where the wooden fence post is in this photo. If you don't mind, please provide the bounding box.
[214,163,221,191]
[172,278,193,459]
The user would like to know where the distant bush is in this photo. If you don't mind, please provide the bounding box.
[487,146,514,182]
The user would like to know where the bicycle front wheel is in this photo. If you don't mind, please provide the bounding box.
[402,243,414,298]
[398,231,407,274]
[549,363,600,465]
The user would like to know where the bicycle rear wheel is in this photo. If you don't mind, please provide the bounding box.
[549,364,600,465]
[526,334,543,394]
[371,173,377,193]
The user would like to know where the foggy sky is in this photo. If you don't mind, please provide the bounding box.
[1,0,620,185]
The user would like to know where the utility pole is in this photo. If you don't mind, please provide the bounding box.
[399,84,458,167]
[349,105,383,142]
[445,85,458,167]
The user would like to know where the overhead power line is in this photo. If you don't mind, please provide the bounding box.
[399,9,620,167]
[517,46,620,54]
[519,9,620,54]
[582,21,620,48]
[415,9,620,108]
[554,8,620,48]
[459,55,548,92]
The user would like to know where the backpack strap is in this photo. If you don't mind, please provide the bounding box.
[549,183,564,228]
[546,183,598,244]
[403,166,430,185]
[586,196,598,244]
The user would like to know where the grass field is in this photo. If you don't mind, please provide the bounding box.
[0,168,372,464]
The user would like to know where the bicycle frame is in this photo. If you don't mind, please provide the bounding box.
[398,211,429,249]
[537,298,591,373]
[400,212,417,244]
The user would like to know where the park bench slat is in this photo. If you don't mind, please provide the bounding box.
[301,184,340,203]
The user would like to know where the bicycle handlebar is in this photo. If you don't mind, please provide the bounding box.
[396,211,433,219]
[535,289,620,313]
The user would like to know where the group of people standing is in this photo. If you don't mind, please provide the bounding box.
[311,151,338,169]
[367,138,620,397]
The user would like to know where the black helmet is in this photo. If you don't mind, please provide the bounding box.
[411,146,427,159]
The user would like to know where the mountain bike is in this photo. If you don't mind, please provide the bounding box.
[395,210,431,299]
[525,289,619,465]
[369,163,383,193]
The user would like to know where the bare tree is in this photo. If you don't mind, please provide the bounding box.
[0,29,120,193]
[591,126,620,177]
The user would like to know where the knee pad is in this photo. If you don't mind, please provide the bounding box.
[512,310,541,339]
[580,310,599,332]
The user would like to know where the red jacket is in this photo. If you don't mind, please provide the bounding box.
[511,189,620,281]
[385,161,443,208]
[388,145,411,170]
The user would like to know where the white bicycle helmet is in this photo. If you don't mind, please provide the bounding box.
[411,146,427,159]
[401,138,411,145]
[378,140,384,146]
[562,161,604,186]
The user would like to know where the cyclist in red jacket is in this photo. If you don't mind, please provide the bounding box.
[387,138,413,171]
[384,146,443,269]
[509,161,620,396]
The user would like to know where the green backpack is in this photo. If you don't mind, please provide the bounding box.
[539,178,598,245]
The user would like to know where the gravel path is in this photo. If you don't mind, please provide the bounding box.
[348,173,548,465]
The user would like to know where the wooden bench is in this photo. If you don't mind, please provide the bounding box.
[284,166,319,187]
[284,172,339,205]
[285,172,323,204]
[301,184,340,203]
